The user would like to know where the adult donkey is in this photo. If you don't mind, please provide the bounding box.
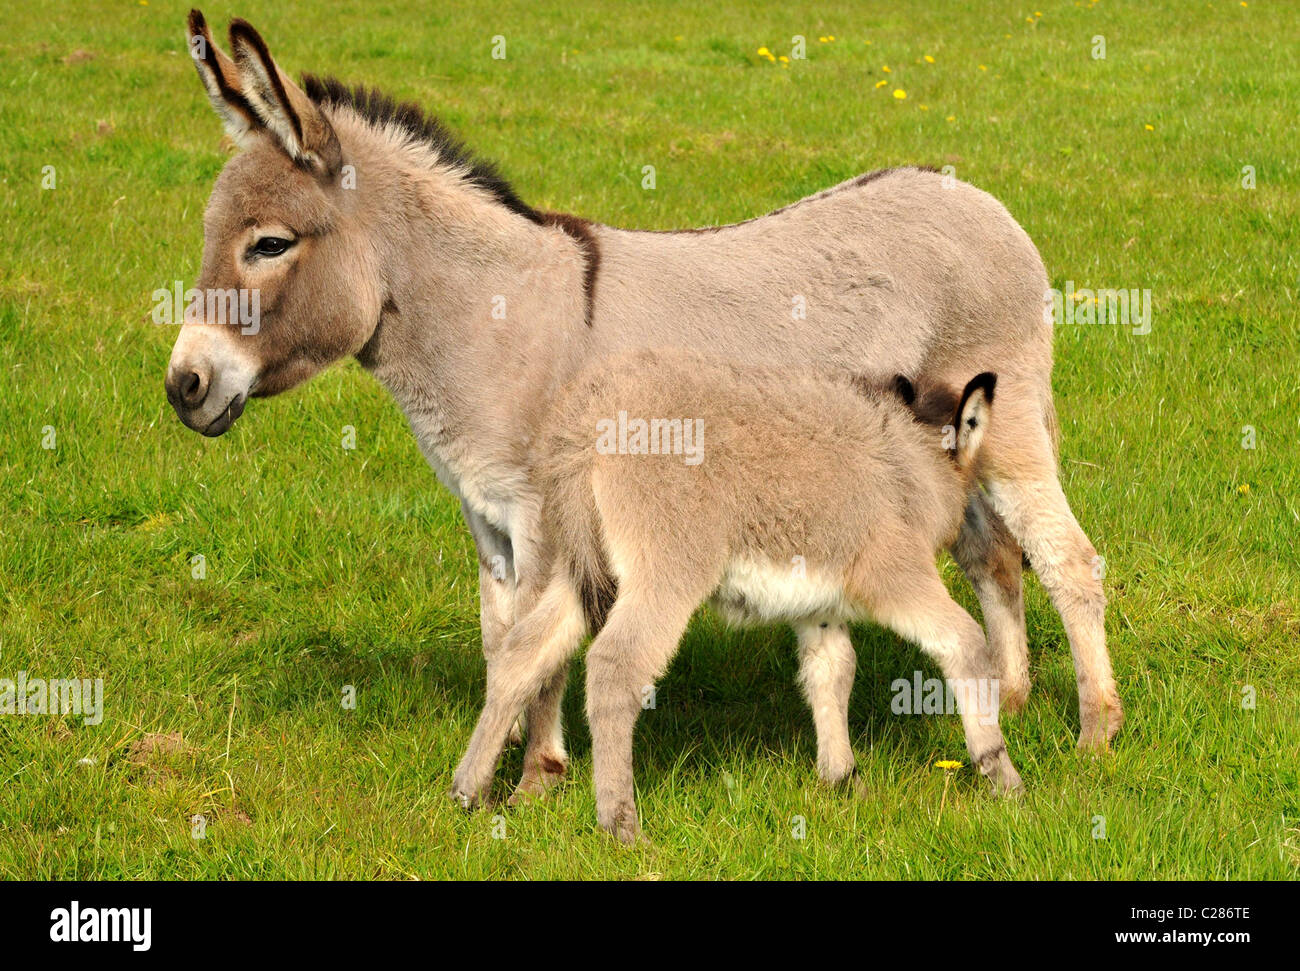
[166,12,1122,799]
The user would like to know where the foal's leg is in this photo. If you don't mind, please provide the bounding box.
[586,592,699,844]
[449,575,586,809]
[864,565,1023,793]
[949,491,1031,712]
[794,621,857,784]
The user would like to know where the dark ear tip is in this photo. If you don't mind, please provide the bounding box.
[965,371,997,403]
[228,17,260,46]
[892,374,916,406]
[978,371,997,401]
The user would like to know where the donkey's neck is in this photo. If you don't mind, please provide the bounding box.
[345,130,590,519]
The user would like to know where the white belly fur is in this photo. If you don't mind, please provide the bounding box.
[709,556,858,626]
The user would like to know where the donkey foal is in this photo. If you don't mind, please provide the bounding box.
[450,351,1023,842]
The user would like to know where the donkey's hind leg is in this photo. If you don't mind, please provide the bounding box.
[979,393,1121,750]
[986,470,1121,750]
[861,562,1023,794]
[949,491,1031,712]
[794,621,857,784]
[450,573,586,809]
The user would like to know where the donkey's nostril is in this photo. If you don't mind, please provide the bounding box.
[180,370,206,407]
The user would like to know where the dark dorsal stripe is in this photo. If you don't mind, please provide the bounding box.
[300,74,599,327]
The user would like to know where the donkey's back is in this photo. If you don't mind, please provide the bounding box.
[590,167,1052,388]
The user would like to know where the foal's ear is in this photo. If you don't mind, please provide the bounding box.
[953,372,997,468]
[186,9,260,145]
[226,17,342,175]
[891,375,917,407]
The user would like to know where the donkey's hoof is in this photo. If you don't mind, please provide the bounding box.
[598,802,642,845]
[507,756,567,807]
[1000,682,1030,714]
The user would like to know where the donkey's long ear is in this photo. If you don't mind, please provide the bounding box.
[186,9,260,145]
[953,372,997,469]
[227,18,342,175]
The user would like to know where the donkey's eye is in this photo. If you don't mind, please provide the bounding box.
[248,236,295,259]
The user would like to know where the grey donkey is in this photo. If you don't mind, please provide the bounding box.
[165,14,1120,807]
[449,350,1023,842]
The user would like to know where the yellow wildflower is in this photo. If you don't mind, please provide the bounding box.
[924,54,935,63]
[893,88,906,99]
[1144,123,1154,130]
[936,760,963,770]
[875,79,888,88]
[882,64,892,72]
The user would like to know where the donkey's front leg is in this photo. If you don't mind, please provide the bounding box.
[450,575,586,808]
[507,509,573,801]
[462,502,527,744]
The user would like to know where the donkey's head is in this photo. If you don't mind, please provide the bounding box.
[166,11,381,436]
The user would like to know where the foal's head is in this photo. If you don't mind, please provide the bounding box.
[165,11,380,436]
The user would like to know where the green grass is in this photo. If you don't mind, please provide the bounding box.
[1,0,1297,879]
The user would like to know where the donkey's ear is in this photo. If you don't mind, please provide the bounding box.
[227,18,342,175]
[186,9,260,145]
[953,372,997,468]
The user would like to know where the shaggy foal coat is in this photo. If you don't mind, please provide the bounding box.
[450,350,1022,842]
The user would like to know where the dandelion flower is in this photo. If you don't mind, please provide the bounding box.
[818,36,828,43]
[875,79,888,88]
[924,54,935,63]
[893,88,907,99]
[828,35,836,41]
[882,64,892,73]
[945,114,956,122]
[1144,123,1154,130]
[936,760,963,770]
[757,46,771,56]
[1238,483,1251,495]
[779,55,790,62]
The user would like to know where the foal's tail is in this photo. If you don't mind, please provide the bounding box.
[567,515,618,636]
[539,452,619,636]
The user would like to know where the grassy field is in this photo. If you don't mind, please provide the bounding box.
[0,0,1296,879]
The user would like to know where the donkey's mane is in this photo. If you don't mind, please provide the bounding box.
[302,74,601,323]
[301,73,544,225]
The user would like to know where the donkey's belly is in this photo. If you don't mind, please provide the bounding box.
[708,556,857,626]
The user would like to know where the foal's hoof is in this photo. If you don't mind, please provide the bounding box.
[816,752,857,787]
[449,778,487,811]
[598,802,642,845]
[1077,698,1124,752]
[977,747,1024,796]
